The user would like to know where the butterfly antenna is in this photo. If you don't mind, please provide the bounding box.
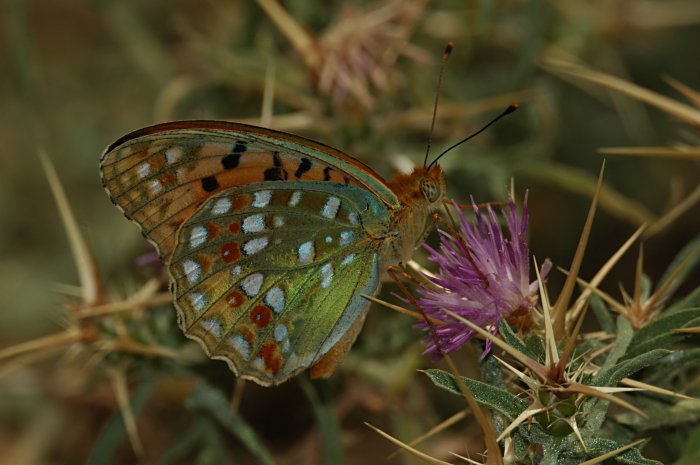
[427,103,520,170]
[423,42,454,168]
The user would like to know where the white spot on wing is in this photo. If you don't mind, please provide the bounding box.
[341,253,356,266]
[165,146,182,164]
[348,212,359,225]
[243,237,269,255]
[274,324,288,342]
[273,215,284,228]
[190,225,207,248]
[289,191,302,207]
[201,319,221,338]
[183,259,201,284]
[241,273,264,296]
[252,190,272,208]
[212,197,232,215]
[230,334,250,359]
[189,292,205,312]
[321,196,341,219]
[265,287,285,314]
[149,179,162,194]
[231,265,241,277]
[298,241,314,264]
[242,214,265,233]
[325,236,333,243]
[252,357,265,371]
[320,263,333,288]
[340,231,355,245]
[137,163,150,179]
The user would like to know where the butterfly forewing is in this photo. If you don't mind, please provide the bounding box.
[100,121,399,260]
[169,181,387,385]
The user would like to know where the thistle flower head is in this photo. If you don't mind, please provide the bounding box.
[417,193,550,360]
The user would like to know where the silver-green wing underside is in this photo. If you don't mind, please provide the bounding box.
[169,181,389,385]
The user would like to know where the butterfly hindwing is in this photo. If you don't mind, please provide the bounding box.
[169,181,388,385]
[100,121,399,260]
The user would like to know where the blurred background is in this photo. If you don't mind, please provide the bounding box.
[1,0,699,463]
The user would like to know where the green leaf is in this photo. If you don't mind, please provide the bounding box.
[422,369,527,419]
[186,383,277,465]
[159,418,224,465]
[625,308,700,359]
[299,379,343,465]
[590,293,616,334]
[669,286,700,312]
[85,378,155,465]
[594,349,669,387]
[481,352,508,391]
[159,419,206,464]
[588,344,669,436]
[646,348,700,386]
[511,429,532,462]
[616,397,700,430]
[539,436,565,465]
[524,333,546,362]
[498,319,538,360]
[194,423,232,465]
[657,235,700,300]
[681,425,700,458]
[579,395,612,437]
[585,438,662,465]
[593,317,633,384]
[608,317,634,367]
[676,450,700,465]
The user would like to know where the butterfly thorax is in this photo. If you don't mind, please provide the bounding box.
[384,165,445,265]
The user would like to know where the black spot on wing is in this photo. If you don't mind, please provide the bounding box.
[295,158,312,178]
[264,167,288,181]
[221,154,240,170]
[264,152,288,181]
[221,141,246,169]
[323,167,332,181]
[201,176,219,192]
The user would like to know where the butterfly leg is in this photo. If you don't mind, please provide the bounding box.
[386,265,423,313]
[382,265,421,294]
[386,265,451,359]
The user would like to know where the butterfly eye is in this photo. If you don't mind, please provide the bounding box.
[420,178,441,203]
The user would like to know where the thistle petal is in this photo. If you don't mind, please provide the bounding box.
[417,193,546,360]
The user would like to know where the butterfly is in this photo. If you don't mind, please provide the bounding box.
[100,121,445,386]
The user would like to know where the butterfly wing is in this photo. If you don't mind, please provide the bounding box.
[100,121,400,261]
[171,181,388,385]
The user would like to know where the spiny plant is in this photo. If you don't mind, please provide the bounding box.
[367,167,699,464]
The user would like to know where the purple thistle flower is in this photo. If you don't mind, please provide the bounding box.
[417,192,550,361]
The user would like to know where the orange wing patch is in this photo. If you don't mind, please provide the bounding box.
[102,134,364,261]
